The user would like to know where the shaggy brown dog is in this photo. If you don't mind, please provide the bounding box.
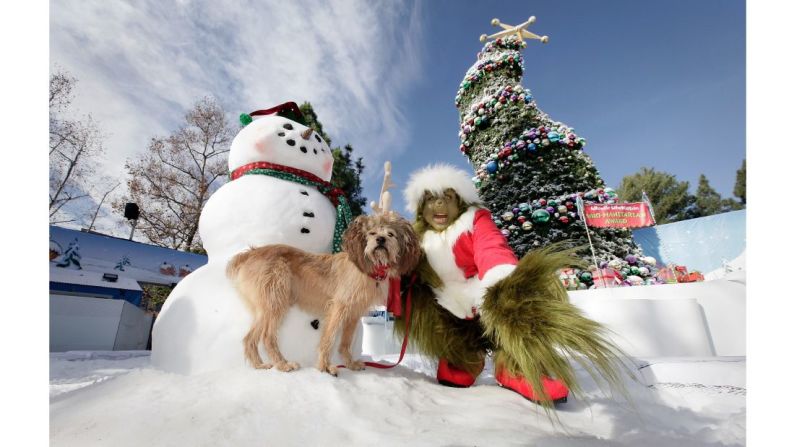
[227,212,420,375]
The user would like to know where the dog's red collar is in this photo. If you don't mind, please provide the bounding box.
[369,264,390,282]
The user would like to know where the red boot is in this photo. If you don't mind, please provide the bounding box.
[436,358,483,388]
[495,365,569,404]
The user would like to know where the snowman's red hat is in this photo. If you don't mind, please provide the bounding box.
[239,102,306,127]
[404,164,482,212]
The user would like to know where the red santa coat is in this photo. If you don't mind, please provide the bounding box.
[420,207,518,319]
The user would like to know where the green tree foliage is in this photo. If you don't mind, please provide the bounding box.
[456,37,641,260]
[331,145,367,216]
[692,174,724,218]
[617,167,693,224]
[299,102,367,216]
[733,159,746,205]
[140,283,172,313]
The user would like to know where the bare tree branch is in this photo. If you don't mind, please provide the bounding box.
[49,69,106,224]
[115,96,234,251]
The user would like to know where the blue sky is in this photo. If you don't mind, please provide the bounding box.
[50,0,745,232]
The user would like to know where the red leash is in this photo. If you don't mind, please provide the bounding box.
[337,275,415,370]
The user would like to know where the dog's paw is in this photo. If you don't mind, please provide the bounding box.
[253,362,273,370]
[346,360,366,371]
[317,363,338,377]
[275,361,300,372]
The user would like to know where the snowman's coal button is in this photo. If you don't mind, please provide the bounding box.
[300,146,307,153]
[300,190,309,196]
[303,211,315,218]
[283,123,293,130]
[301,228,311,234]
[287,139,296,146]
[310,319,320,330]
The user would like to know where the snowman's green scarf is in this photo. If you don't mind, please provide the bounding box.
[230,161,353,253]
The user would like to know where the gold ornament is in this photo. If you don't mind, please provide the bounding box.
[479,16,549,44]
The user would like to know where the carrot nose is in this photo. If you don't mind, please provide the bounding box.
[301,128,313,140]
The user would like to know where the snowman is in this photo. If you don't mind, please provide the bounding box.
[151,102,355,375]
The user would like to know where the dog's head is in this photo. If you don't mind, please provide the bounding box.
[342,212,421,278]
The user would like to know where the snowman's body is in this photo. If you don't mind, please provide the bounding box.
[199,175,337,262]
[152,108,359,375]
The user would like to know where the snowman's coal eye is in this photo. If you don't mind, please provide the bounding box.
[283,123,294,130]
[287,139,296,146]
[315,135,321,143]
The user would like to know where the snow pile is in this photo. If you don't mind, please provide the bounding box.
[50,352,745,446]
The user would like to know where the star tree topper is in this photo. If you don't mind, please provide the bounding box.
[479,16,549,44]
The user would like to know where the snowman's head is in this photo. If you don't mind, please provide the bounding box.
[228,115,334,182]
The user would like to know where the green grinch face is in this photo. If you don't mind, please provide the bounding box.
[422,189,461,231]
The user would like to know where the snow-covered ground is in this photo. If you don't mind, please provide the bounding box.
[50,351,745,446]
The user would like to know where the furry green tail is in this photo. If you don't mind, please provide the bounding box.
[481,244,632,407]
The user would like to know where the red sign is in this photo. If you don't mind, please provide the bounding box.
[582,202,655,228]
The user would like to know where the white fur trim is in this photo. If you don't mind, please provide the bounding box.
[480,264,516,288]
[432,280,484,319]
[421,208,482,319]
[404,164,482,212]
[421,208,478,283]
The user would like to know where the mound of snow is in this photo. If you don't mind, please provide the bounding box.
[50,352,745,446]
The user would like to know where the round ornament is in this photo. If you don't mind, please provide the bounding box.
[502,211,514,221]
[522,221,533,231]
[531,209,551,224]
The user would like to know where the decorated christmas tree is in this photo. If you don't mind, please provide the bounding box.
[456,18,643,266]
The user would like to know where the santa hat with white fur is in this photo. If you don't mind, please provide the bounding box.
[404,164,482,212]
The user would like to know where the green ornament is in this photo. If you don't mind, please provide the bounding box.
[531,209,551,224]
[630,266,640,276]
[580,271,593,282]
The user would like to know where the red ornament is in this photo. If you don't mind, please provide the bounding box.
[539,198,547,206]
[517,216,527,224]
[560,216,570,224]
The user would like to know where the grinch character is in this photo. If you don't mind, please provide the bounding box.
[393,164,626,406]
